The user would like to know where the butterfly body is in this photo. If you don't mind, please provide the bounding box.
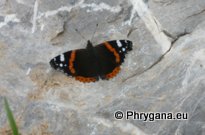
[50,40,133,83]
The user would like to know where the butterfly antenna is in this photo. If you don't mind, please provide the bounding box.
[75,28,87,41]
[91,23,98,41]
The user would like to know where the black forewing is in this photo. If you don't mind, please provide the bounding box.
[50,48,99,78]
[50,50,74,75]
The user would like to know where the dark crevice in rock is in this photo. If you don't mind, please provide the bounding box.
[50,30,65,42]
[153,30,190,68]
[162,29,175,40]
[141,44,172,73]
[162,29,190,44]
[153,0,175,6]
[171,31,190,44]
[153,17,161,31]
[185,8,205,20]
[50,22,66,43]
[127,27,138,38]
[123,30,190,82]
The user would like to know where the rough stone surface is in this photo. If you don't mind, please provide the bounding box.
[0,0,205,135]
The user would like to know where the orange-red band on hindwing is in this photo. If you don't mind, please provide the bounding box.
[105,66,121,79]
[104,42,120,63]
[75,76,97,83]
[69,51,76,74]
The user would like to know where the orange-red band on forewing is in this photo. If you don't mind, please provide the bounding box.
[69,51,76,74]
[104,42,120,63]
[105,66,121,79]
[75,76,97,83]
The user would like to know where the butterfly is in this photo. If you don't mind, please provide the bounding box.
[50,40,132,83]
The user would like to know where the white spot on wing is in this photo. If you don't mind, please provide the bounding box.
[117,40,122,47]
[60,54,65,62]
[60,63,63,67]
[122,48,126,52]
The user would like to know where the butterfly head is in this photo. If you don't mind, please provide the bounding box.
[86,40,94,49]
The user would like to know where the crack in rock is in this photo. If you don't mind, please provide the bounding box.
[129,0,171,53]
[162,29,190,44]
[124,31,190,82]
[171,31,190,44]
[185,8,205,20]
[153,0,175,6]
[127,27,138,37]
[162,29,175,40]
[50,20,66,42]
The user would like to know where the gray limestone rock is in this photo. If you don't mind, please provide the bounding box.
[0,0,205,135]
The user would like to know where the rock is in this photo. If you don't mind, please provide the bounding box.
[148,0,205,37]
[0,0,205,135]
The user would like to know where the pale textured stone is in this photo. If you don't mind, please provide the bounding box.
[0,0,205,135]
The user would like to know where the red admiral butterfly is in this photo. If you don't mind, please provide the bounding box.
[50,40,132,83]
